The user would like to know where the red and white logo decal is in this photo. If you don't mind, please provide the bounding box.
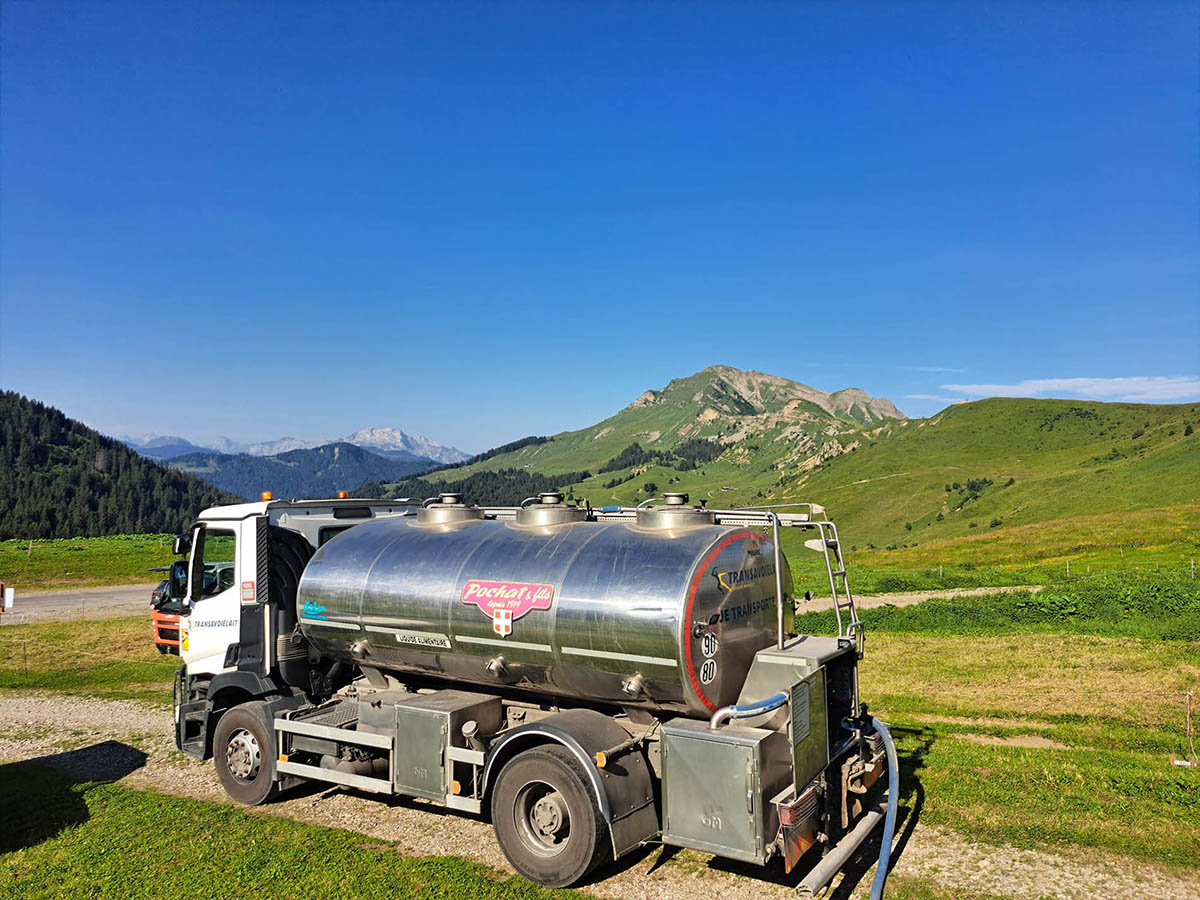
[461,579,554,638]
[492,608,513,636]
[240,581,256,603]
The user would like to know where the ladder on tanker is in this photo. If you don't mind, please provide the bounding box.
[720,503,864,657]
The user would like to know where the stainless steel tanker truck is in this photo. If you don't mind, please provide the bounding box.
[166,490,898,895]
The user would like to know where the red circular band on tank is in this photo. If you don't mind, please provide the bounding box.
[683,530,762,712]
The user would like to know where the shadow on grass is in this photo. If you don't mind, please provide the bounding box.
[828,724,935,899]
[0,741,147,854]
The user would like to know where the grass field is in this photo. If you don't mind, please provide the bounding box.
[0,534,174,591]
[797,579,1200,868]
[2,590,1197,877]
[0,617,177,704]
[0,764,1029,900]
[0,764,580,900]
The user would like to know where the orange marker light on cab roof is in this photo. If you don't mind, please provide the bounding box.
[337,491,349,499]
[261,491,274,501]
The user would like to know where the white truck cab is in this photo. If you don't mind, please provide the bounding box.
[169,496,418,756]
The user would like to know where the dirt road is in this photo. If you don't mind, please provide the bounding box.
[2,694,1195,900]
[0,583,155,625]
[803,584,1040,613]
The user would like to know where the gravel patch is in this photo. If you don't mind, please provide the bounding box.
[2,693,1197,900]
[803,584,1042,613]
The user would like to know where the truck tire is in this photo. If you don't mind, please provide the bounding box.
[491,745,610,888]
[213,702,279,806]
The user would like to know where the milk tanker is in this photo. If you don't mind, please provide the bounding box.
[168,491,897,896]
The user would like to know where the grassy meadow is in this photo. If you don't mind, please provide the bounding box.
[0,764,1032,900]
[0,534,174,591]
[0,616,177,704]
[2,580,1197,883]
[0,764,582,900]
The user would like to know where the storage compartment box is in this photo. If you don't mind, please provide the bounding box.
[660,719,791,864]
[391,690,502,800]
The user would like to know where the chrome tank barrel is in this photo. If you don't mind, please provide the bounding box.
[296,504,790,718]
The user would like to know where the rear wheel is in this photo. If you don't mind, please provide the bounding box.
[213,702,279,806]
[491,745,610,887]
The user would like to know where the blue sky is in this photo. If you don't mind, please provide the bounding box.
[2,1,1197,453]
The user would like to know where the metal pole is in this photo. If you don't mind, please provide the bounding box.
[771,513,785,649]
[818,523,843,638]
[23,640,28,676]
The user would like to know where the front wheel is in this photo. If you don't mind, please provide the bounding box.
[490,745,610,887]
[212,702,279,806]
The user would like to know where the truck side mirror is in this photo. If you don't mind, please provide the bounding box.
[168,559,189,600]
[172,533,192,556]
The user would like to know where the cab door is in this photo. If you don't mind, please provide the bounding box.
[180,523,242,675]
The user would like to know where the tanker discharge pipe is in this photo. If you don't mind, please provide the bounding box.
[709,691,788,729]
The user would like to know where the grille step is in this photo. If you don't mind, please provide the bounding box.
[292,701,358,729]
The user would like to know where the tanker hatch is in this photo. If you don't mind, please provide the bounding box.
[515,491,587,527]
[636,491,716,529]
[416,492,485,525]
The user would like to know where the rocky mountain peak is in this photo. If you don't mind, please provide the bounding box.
[629,365,904,426]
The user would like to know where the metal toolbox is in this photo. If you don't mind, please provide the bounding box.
[660,718,792,864]
[392,690,502,800]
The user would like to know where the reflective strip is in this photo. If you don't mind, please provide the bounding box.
[299,617,358,630]
[456,634,552,653]
[561,646,677,667]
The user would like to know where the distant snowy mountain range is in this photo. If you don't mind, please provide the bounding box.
[118,427,471,465]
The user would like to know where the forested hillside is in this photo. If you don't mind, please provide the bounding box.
[0,391,241,539]
[364,466,593,507]
[168,442,433,501]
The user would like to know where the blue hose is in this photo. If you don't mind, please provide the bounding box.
[869,716,899,900]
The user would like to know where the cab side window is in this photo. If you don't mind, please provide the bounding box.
[199,529,237,598]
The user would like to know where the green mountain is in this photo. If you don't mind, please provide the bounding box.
[377,368,1200,556]
[787,397,1200,547]
[439,365,902,481]
[167,443,434,502]
[0,391,241,540]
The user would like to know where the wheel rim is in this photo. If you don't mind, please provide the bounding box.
[513,780,571,858]
[225,727,262,781]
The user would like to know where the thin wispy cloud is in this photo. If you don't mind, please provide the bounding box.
[941,376,1200,404]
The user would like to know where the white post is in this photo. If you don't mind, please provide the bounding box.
[1066,559,1070,578]
[2,586,13,613]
